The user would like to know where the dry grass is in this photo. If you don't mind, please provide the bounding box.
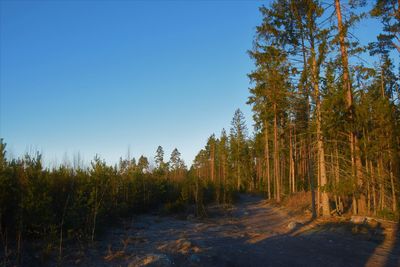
[282,191,312,214]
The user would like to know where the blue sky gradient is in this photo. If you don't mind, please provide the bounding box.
[0,1,386,167]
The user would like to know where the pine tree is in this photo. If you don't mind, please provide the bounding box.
[154,146,167,177]
[334,0,367,215]
[206,134,217,182]
[169,148,186,180]
[218,129,230,204]
[154,146,164,169]
[138,155,149,173]
[248,44,291,202]
[229,109,248,191]
[371,0,400,53]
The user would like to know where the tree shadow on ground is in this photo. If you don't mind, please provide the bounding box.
[180,220,393,267]
[382,222,400,267]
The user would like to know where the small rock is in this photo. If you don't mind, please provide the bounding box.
[350,216,366,224]
[177,239,192,254]
[187,214,195,220]
[366,217,379,228]
[287,221,300,230]
[192,246,202,253]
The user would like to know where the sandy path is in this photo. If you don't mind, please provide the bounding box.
[60,194,400,267]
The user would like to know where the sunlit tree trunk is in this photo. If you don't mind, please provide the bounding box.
[273,103,281,202]
[311,44,330,216]
[289,126,295,193]
[334,0,366,215]
[389,150,397,212]
[264,121,272,199]
[378,157,385,211]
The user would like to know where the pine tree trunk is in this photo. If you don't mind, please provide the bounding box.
[363,128,371,214]
[301,140,306,188]
[265,121,272,199]
[335,0,366,215]
[334,141,342,213]
[273,103,281,202]
[378,157,385,210]
[366,158,371,214]
[317,152,320,215]
[281,147,284,196]
[289,126,295,193]
[293,124,297,193]
[370,160,377,215]
[389,151,397,212]
[237,161,240,191]
[222,154,226,205]
[211,143,215,182]
[311,45,330,216]
[308,138,317,218]
[259,158,262,191]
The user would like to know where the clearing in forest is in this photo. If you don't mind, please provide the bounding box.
[47,194,400,267]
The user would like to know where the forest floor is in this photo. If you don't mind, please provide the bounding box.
[41,194,400,267]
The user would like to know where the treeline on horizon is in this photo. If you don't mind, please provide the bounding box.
[0,139,233,263]
[0,0,399,264]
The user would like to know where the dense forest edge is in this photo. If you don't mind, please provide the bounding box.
[1,0,399,266]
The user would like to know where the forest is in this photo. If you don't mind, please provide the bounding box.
[194,0,400,219]
[0,0,399,266]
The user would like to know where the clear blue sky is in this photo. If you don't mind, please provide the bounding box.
[0,1,385,167]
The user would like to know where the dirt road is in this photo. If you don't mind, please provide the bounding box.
[59,194,399,267]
